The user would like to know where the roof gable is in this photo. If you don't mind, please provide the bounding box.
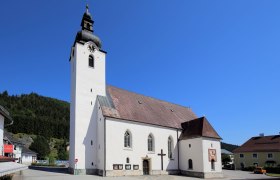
[0,105,13,124]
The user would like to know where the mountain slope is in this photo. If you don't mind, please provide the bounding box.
[0,91,69,139]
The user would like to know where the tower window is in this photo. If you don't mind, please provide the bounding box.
[89,55,94,67]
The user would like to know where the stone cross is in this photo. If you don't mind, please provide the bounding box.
[157,149,166,170]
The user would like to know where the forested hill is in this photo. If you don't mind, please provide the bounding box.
[0,91,69,139]
[221,142,239,152]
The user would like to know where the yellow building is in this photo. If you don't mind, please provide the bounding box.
[233,134,280,169]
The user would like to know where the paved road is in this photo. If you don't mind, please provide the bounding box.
[12,168,280,180]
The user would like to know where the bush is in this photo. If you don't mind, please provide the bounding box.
[0,174,13,180]
[264,167,280,174]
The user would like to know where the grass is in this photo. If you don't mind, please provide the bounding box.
[266,173,280,177]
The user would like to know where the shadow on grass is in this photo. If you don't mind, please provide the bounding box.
[29,166,69,174]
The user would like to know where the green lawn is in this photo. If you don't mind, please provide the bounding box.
[266,173,280,177]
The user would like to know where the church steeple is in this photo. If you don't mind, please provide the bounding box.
[74,4,102,49]
[81,5,94,32]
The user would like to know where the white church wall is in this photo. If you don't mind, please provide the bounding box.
[105,118,180,176]
[0,115,4,156]
[96,100,105,173]
[69,46,77,169]
[69,41,106,174]
[201,138,222,175]
[179,138,204,172]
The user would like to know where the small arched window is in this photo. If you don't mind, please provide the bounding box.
[148,134,154,152]
[168,136,173,159]
[188,159,193,169]
[89,55,94,67]
[126,157,130,163]
[124,130,131,148]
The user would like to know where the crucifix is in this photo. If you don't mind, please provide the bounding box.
[157,149,166,170]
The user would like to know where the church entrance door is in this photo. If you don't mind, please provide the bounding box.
[143,160,149,175]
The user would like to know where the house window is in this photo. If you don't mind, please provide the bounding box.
[240,154,244,158]
[268,153,273,159]
[148,134,154,152]
[211,159,215,170]
[188,159,193,169]
[168,136,173,159]
[252,153,258,158]
[89,55,94,67]
[124,131,131,148]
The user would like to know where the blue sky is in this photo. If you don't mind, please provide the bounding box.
[1,1,280,145]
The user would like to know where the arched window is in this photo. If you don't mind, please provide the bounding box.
[126,157,130,163]
[168,136,173,159]
[89,55,94,67]
[148,134,154,152]
[188,159,193,169]
[211,159,215,170]
[124,130,131,148]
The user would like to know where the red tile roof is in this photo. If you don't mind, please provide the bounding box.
[101,85,197,129]
[180,117,222,140]
[233,135,280,153]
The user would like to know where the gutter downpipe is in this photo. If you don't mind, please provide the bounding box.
[104,117,106,177]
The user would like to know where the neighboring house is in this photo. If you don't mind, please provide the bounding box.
[0,105,27,176]
[21,146,37,165]
[68,6,223,178]
[0,105,13,156]
[3,131,24,163]
[233,134,280,169]
[221,149,234,167]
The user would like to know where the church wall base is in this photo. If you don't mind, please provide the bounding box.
[68,167,99,175]
[181,170,223,179]
[105,170,180,176]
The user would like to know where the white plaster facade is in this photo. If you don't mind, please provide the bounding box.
[105,118,180,176]
[179,138,222,178]
[0,115,4,156]
[21,154,37,165]
[69,41,106,174]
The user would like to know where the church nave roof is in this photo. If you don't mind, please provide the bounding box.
[98,85,198,129]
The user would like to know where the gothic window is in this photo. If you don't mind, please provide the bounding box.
[124,130,131,148]
[89,55,94,67]
[168,136,173,159]
[148,134,154,152]
[188,159,193,169]
[211,159,215,170]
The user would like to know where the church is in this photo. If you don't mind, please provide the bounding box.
[69,6,223,178]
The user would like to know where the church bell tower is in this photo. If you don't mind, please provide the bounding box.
[69,5,106,174]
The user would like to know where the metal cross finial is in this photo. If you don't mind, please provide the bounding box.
[86,4,89,13]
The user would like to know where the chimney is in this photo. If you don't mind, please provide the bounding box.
[259,133,264,137]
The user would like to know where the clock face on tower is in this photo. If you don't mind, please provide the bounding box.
[88,44,95,53]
